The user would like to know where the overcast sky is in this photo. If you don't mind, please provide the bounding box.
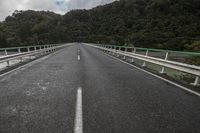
[0,0,116,21]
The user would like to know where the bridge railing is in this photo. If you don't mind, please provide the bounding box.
[85,43,200,86]
[0,44,69,70]
[0,44,58,56]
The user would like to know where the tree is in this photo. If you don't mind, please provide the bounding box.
[0,0,200,52]
[0,23,7,47]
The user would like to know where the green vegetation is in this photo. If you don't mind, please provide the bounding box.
[0,0,200,52]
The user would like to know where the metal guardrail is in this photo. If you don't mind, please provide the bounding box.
[85,43,200,86]
[0,44,70,69]
[0,44,57,56]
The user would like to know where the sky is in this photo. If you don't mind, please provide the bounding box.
[0,0,116,21]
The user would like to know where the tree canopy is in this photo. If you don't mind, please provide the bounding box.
[0,0,200,51]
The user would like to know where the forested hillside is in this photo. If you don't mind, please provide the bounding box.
[0,0,200,51]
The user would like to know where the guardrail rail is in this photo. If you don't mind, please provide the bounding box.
[0,44,70,71]
[85,43,200,86]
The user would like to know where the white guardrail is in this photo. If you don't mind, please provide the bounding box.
[0,43,71,70]
[85,43,200,86]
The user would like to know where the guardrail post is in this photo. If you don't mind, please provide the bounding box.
[48,45,51,52]
[132,48,136,53]
[21,56,23,62]
[130,48,136,63]
[109,46,112,54]
[160,52,169,74]
[104,45,107,53]
[45,46,48,53]
[27,48,31,59]
[145,50,149,56]
[51,45,53,52]
[115,47,118,57]
[46,45,49,53]
[102,45,104,52]
[34,47,37,51]
[107,46,109,53]
[6,60,10,67]
[49,45,52,52]
[53,45,56,51]
[47,45,50,52]
[142,50,149,67]
[18,48,21,53]
[112,46,115,55]
[123,47,127,60]
[191,76,200,86]
[116,47,120,57]
[4,49,8,55]
[130,58,134,63]
[114,46,117,55]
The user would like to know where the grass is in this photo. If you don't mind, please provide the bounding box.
[124,56,197,85]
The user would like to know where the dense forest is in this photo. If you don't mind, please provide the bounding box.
[0,0,200,51]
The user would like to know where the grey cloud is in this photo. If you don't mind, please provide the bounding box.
[66,0,116,10]
[0,0,116,21]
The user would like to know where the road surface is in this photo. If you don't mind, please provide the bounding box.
[0,43,199,133]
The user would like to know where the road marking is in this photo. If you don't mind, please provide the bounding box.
[78,55,80,61]
[105,53,200,97]
[78,49,81,61]
[74,87,83,133]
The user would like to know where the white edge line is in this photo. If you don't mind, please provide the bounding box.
[104,51,200,97]
[74,87,83,133]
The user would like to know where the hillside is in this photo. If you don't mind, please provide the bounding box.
[0,0,200,51]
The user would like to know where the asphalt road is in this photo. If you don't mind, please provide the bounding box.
[0,43,199,133]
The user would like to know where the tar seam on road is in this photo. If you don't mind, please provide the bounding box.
[105,53,200,97]
[74,87,83,133]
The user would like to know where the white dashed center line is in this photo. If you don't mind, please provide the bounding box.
[78,50,81,61]
[74,87,83,133]
[78,55,80,61]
